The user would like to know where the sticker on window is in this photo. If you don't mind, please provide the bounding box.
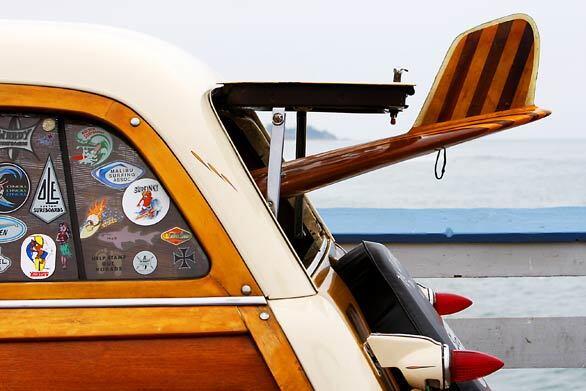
[56,222,73,270]
[173,247,196,270]
[20,234,56,280]
[122,178,170,226]
[0,249,12,273]
[30,156,67,223]
[91,161,144,190]
[80,198,124,239]
[0,216,27,243]
[161,227,192,246]
[97,226,159,250]
[71,127,113,166]
[0,117,37,160]
[93,248,124,276]
[0,163,30,213]
[133,250,157,275]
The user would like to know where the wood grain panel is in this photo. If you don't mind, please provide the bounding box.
[0,84,260,299]
[510,44,535,108]
[496,21,534,111]
[437,30,482,122]
[0,306,246,340]
[421,38,466,125]
[450,25,498,120]
[466,21,513,117]
[240,306,313,391]
[0,336,279,390]
[479,19,527,114]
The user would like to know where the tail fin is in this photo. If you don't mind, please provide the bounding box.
[414,14,539,128]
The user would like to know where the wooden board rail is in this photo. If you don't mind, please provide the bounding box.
[447,317,586,369]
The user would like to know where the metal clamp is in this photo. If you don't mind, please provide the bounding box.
[267,108,286,215]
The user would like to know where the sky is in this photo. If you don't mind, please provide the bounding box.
[1,0,583,140]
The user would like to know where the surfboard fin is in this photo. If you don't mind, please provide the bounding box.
[252,14,551,198]
[414,14,541,128]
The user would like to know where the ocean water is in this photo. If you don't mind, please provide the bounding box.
[284,138,586,390]
[284,138,586,209]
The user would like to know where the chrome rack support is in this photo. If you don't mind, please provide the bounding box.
[267,107,286,216]
[294,111,307,238]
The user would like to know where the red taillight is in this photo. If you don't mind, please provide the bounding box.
[434,292,473,315]
[450,350,504,382]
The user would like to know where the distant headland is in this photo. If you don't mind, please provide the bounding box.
[267,124,338,140]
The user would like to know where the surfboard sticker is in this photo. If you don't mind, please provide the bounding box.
[91,161,145,190]
[20,234,56,280]
[0,163,30,214]
[71,127,113,166]
[122,178,170,226]
[133,250,157,275]
[79,198,124,239]
[30,156,67,223]
[0,216,27,244]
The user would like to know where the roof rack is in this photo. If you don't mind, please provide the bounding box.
[215,82,415,113]
[214,81,415,238]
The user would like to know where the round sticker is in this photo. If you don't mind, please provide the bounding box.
[20,234,56,280]
[0,163,30,214]
[42,118,56,132]
[133,250,157,275]
[122,178,170,226]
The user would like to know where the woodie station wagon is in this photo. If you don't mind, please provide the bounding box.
[0,13,550,391]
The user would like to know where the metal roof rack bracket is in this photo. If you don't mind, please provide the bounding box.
[266,107,286,216]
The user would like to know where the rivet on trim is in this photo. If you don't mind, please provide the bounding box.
[241,285,252,296]
[259,312,270,321]
[130,117,141,127]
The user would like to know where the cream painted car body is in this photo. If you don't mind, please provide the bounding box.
[0,21,385,389]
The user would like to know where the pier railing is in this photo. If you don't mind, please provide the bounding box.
[320,207,586,369]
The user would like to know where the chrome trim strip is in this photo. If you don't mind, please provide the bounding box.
[0,296,267,309]
[307,237,330,276]
[442,343,451,389]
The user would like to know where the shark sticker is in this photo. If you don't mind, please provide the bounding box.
[161,227,192,246]
[91,161,144,190]
[122,178,170,226]
[0,117,37,161]
[133,250,157,275]
[0,216,27,244]
[30,156,67,223]
[21,234,56,280]
[71,127,113,166]
[0,163,30,214]
[97,226,159,250]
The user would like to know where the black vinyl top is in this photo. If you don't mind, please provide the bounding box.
[213,82,415,113]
